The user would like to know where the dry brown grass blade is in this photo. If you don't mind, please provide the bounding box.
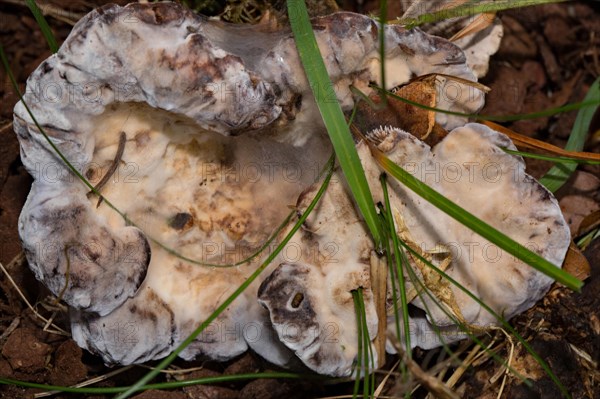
[443,343,483,389]
[0,317,20,342]
[449,13,496,42]
[139,364,208,377]
[0,254,70,336]
[482,120,600,161]
[489,329,515,399]
[370,252,388,368]
[0,121,13,134]
[396,342,460,399]
[402,0,470,19]
[373,359,402,398]
[316,395,395,399]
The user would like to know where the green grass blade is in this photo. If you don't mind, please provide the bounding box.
[377,209,411,390]
[378,0,388,106]
[397,0,568,28]
[380,175,412,357]
[25,0,59,53]
[577,228,600,250]
[351,288,375,399]
[352,290,364,398]
[539,77,600,192]
[380,209,403,349]
[0,372,320,394]
[395,240,564,395]
[359,289,376,398]
[373,152,582,291]
[399,241,570,398]
[287,0,384,249]
[115,153,336,399]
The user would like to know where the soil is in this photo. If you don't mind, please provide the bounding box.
[0,1,599,398]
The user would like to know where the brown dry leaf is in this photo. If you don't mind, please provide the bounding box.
[390,79,437,139]
[562,241,591,282]
[352,81,436,139]
[353,92,405,135]
[353,73,484,141]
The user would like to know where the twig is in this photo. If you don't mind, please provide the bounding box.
[0,121,14,135]
[0,317,20,341]
[88,131,126,207]
[0,0,83,25]
[0,257,69,336]
[488,328,514,399]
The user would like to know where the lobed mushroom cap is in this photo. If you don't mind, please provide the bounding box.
[361,124,570,349]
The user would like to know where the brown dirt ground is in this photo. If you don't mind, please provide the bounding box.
[0,1,599,398]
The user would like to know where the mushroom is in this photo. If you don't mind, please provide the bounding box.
[14,1,556,377]
[358,124,570,349]
[400,0,504,78]
[254,121,571,375]
[258,173,379,376]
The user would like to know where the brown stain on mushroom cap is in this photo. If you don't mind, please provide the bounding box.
[258,263,319,329]
[126,2,188,25]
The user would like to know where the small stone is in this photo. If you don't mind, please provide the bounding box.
[224,353,260,376]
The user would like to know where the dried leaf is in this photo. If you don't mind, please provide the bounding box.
[562,241,591,282]
[391,79,437,139]
[353,79,436,139]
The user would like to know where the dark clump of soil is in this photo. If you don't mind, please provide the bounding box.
[0,1,599,398]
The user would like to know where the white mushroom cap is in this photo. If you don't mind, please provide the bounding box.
[361,124,570,349]
[258,176,379,377]
[451,19,503,78]
[400,1,504,78]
